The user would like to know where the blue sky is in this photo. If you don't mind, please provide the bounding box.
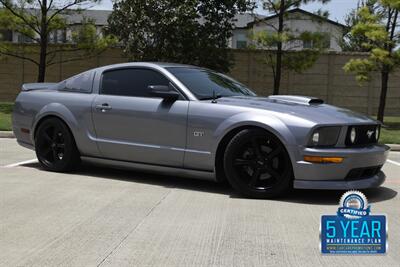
[91,0,359,24]
[296,0,359,23]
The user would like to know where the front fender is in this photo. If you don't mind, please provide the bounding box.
[212,112,305,174]
[213,112,297,149]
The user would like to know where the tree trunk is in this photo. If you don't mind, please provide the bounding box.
[37,0,48,82]
[377,69,389,123]
[273,0,285,95]
[37,43,47,82]
[274,46,282,95]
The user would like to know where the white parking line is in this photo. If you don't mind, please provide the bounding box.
[4,159,38,168]
[387,159,400,167]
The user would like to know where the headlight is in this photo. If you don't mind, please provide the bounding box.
[308,126,341,147]
[350,127,357,144]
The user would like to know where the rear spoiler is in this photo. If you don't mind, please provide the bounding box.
[268,95,324,105]
[21,83,57,91]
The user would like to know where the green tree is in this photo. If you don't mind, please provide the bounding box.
[108,0,255,73]
[344,0,400,122]
[341,0,379,52]
[0,0,116,82]
[255,0,331,95]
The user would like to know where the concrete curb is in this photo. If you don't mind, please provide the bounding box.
[0,131,14,138]
[388,144,400,152]
[0,130,399,151]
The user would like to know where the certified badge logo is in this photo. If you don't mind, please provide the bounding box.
[320,190,387,254]
[337,191,370,219]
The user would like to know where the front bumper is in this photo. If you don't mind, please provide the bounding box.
[294,171,385,190]
[291,144,390,190]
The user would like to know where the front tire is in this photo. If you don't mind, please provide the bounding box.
[35,118,80,172]
[223,128,293,198]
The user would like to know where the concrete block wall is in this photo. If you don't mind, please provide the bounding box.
[0,46,399,116]
[230,50,400,116]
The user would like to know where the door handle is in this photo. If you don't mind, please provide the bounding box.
[95,103,112,112]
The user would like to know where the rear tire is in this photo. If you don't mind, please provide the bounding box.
[35,118,80,172]
[223,128,293,198]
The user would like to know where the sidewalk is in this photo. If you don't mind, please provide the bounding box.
[0,131,14,138]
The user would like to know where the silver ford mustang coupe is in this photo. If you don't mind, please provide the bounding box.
[12,62,390,198]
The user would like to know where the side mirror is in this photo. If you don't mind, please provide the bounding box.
[148,83,180,101]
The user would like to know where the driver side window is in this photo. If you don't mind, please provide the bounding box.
[101,68,170,97]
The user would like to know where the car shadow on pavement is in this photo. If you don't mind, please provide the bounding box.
[276,187,397,206]
[24,162,234,196]
[23,162,398,205]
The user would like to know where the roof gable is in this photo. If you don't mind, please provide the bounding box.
[247,8,347,29]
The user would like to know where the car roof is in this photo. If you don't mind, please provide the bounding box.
[93,62,199,72]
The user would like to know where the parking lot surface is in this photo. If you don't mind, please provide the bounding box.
[0,138,399,267]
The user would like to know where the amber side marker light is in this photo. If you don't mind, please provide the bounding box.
[304,156,344,164]
[21,128,30,134]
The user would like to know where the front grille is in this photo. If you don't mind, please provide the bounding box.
[345,125,379,147]
[345,165,382,181]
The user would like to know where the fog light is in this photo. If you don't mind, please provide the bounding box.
[304,156,344,164]
[375,127,380,141]
[350,127,356,143]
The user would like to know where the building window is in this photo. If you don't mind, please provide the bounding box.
[303,40,312,49]
[236,40,247,49]
[49,30,67,44]
[321,33,331,49]
[0,30,13,42]
[303,33,331,49]
[17,34,33,43]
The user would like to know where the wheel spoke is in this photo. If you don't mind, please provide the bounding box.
[267,146,282,161]
[40,145,52,156]
[52,128,58,141]
[263,165,281,180]
[251,138,262,158]
[52,149,58,161]
[56,143,65,149]
[249,168,261,186]
[43,132,52,143]
[234,158,254,166]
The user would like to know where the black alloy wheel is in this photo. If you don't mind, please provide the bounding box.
[35,118,80,172]
[224,128,293,198]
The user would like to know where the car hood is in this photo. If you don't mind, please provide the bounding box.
[215,96,378,125]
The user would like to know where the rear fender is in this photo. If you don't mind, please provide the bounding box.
[32,103,79,144]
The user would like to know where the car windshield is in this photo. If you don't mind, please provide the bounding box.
[167,67,256,100]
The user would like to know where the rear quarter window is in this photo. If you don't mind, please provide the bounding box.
[60,71,94,93]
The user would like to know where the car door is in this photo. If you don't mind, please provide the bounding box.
[92,67,188,167]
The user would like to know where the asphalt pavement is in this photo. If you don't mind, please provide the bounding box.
[0,138,399,267]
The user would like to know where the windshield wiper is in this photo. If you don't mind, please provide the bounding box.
[199,95,224,101]
[199,90,227,101]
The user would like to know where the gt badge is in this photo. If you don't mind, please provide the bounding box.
[193,131,204,137]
